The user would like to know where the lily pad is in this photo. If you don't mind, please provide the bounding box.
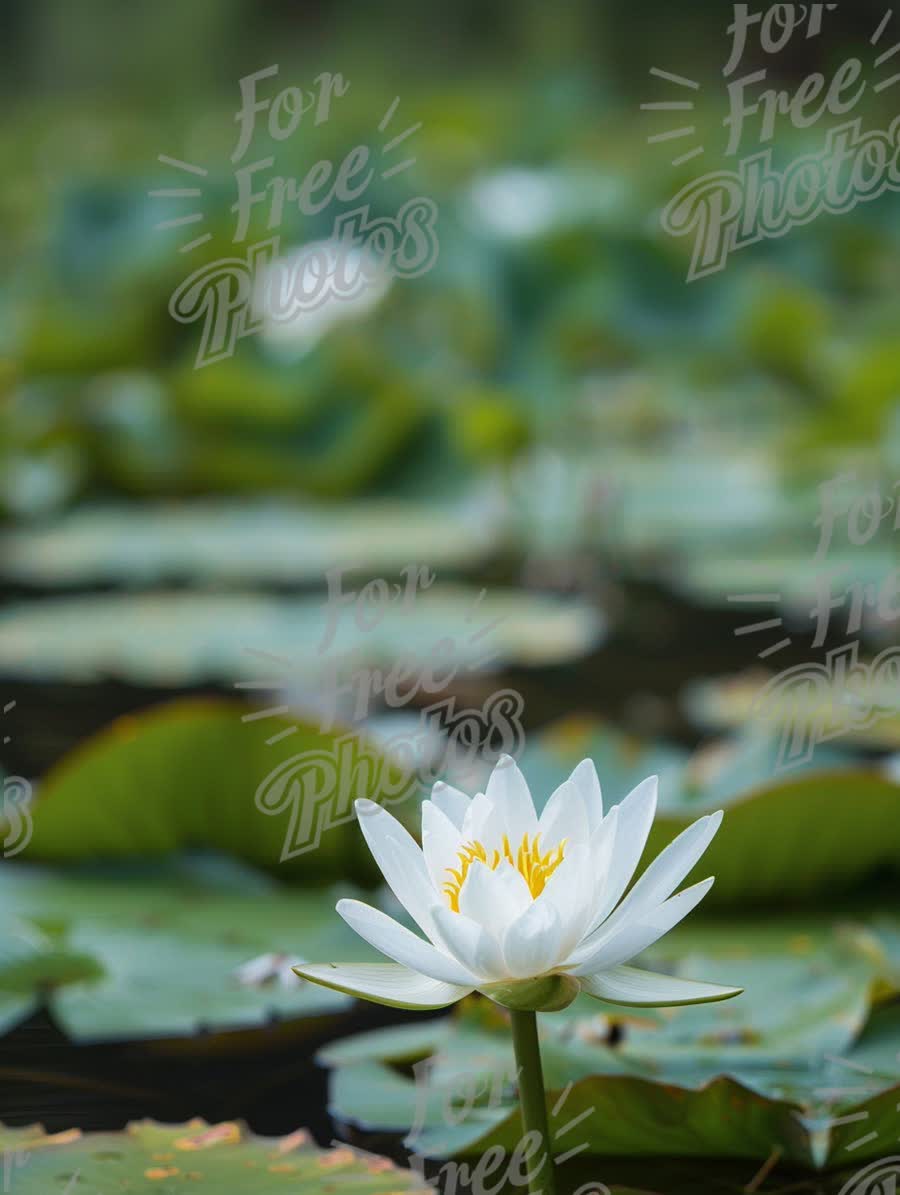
[639,749,900,909]
[0,854,378,1041]
[673,548,897,644]
[0,586,602,686]
[597,450,789,558]
[321,917,900,1170]
[0,496,506,587]
[0,1119,430,1193]
[11,699,416,886]
[685,671,900,754]
[452,717,900,907]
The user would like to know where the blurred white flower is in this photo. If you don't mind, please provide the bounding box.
[255,238,391,357]
[465,167,628,240]
[467,169,563,239]
[295,756,741,1012]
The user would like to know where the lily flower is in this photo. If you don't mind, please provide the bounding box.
[294,756,742,1012]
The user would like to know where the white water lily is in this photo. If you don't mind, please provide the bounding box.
[295,756,742,1012]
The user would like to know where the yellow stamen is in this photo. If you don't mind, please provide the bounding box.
[443,833,567,912]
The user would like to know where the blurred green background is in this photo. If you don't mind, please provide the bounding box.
[0,4,898,1193]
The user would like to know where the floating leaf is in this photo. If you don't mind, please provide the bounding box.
[11,700,415,886]
[674,548,897,643]
[322,917,899,1170]
[0,586,602,685]
[452,718,900,907]
[641,734,900,907]
[0,1119,430,1193]
[0,854,378,1041]
[0,497,506,587]
[686,671,900,754]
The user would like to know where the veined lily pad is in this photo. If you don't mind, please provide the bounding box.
[644,758,900,909]
[0,1119,430,1193]
[9,700,416,885]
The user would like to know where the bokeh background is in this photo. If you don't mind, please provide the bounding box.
[0,4,898,1194]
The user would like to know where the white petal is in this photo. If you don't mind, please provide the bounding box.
[578,964,742,1007]
[354,799,437,937]
[569,758,604,833]
[461,791,500,843]
[585,776,657,933]
[336,899,476,986]
[459,859,532,934]
[586,804,619,914]
[503,898,563,979]
[600,809,723,933]
[533,844,594,957]
[432,906,507,980]
[421,800,465,893]
[294,962,471,1009]
[430,781,472,829]
[484,755,538,844]
[538,778,590,850]
[568,877,715,974]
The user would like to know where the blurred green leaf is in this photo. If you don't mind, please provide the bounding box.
[11,699,416,887]
[453,718,900,907]
[0,587,602,683]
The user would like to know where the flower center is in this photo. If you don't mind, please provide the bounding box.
[443,834,566,913]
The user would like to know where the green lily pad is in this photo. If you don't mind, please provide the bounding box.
[11,699,415,886]
[468,717,900,908]
[674,548,897,642]
[0,586,602,686]
[594,450,792,558]
[321,917,899,1170]
[820,1002,900,1170]
[640,753,900,910]
[0,854,377,1041]
[0,497,506,586]
[686,671,900,754]
[0,1119,430,1193]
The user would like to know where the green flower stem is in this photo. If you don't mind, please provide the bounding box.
[510,1008,557,1195]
